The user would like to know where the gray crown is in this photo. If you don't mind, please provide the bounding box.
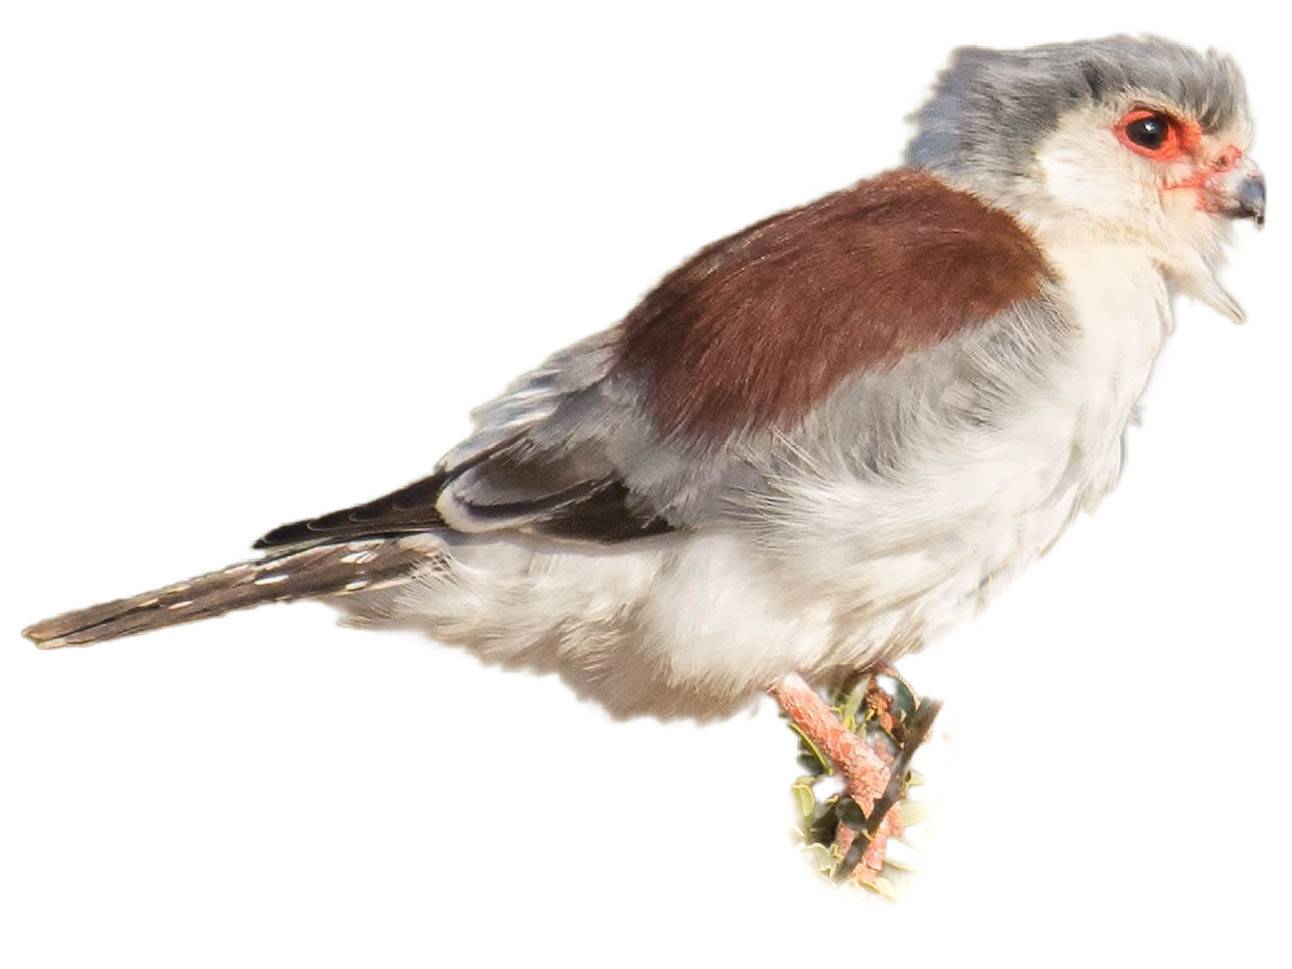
[906,35,1249,188]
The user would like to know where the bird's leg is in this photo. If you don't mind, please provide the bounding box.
[771,670,941,886]
[770,673,898,884]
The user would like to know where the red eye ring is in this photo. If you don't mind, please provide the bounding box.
[1114,108,1194,162]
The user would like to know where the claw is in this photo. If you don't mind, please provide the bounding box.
[872,671,918,723]
[774,669,941,891]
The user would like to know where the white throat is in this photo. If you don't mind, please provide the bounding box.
[1039,230,1173,418]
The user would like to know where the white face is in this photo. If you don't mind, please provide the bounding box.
[1031,95,1259,271]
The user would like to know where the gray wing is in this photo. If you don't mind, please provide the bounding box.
[254,296,1068,553]
[255,169,1068,552]
[254,331,690,549]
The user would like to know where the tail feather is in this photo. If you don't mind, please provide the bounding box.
[22,536,440,649]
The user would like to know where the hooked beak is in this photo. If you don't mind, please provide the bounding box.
[1218,156,1266,227]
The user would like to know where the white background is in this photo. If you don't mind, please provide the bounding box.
[2,2,1287,966]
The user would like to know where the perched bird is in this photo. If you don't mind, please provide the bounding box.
[24,36,1264,882]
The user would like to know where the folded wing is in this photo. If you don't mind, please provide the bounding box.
[256,168,1055,551]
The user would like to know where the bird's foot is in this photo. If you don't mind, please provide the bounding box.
[771,668,941,892]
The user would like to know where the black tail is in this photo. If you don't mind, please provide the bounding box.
[22,537,436,649]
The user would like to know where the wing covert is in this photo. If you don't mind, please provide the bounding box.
[255,168,1056,552]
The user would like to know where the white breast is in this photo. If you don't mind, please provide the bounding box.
[769,240,1175,672]
[1041,241,1172,507]
[906,243,1171,646]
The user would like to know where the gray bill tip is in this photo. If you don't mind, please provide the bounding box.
[1236,173,1266,228]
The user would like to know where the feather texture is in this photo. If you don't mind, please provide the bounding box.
[615,169,1054,438]
[22,537,440,648]
[257,169,1054,550]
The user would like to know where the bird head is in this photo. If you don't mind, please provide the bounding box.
[906,36,1263,320]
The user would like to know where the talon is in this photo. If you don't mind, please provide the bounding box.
[772,670,940,888]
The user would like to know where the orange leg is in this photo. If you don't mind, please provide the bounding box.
[770,671,939,885]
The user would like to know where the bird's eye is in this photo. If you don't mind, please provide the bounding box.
[1126,115,1167,150]
[1114,109,1185,161]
